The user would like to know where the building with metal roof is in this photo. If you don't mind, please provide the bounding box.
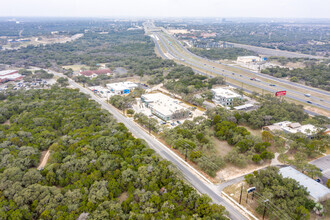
[279,166,330,202]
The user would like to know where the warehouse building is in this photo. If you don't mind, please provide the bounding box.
[106,81,138,95]
[279,166,330,202]
[0,70,23,83]
[141,93,190,121]
[211,88,242,106]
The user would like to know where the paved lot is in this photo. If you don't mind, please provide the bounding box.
[310,155,330,183]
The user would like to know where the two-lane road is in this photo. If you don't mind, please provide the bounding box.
[49,70,248,220]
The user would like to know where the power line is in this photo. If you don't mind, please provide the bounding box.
[254,192,293,220]
[252,193,286,220]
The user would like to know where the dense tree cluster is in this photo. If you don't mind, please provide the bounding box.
[164,66,225,95]
[109,95,136,111]
[134,113,159,133]
[189,48,258,60]
[212,115,274,167]
[0,88,228,219]
[261,63,330,91]
[161,117,225,177]
[0,30,175,76]
[243,95,308,129]
[166,22,330,55]
[245,167,314,220]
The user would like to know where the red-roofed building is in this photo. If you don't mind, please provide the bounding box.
[79,69,112,78]
[0,70,23,83]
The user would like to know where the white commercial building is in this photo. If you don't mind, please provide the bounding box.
[211,88,242,106]
[141,93,190,121]
[237,56,262,64]
[106,81,138,95]
[263,121,319,137]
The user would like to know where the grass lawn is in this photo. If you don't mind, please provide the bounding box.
[62,64,89,71]
[212,136,233,157]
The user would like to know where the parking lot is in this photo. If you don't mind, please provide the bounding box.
[0,78,56,91]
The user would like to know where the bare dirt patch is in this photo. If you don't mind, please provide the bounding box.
[118,192,128,203]
[217,162,270,181]
[213,137,233,157]
[304,106,330,117]
[168,29,189,34]
[37,150,50,170]
[243,126,262,137]
[2,120,10,125]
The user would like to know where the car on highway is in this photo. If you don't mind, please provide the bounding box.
[240,75,242,77]
[307,101,312,104]
[269,84,276,86]
[232,73,235,75]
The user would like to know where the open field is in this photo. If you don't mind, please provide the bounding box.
[217,162,270,181]
[213,137,233,157]
[1,34,83,51]
[62,64,89,71]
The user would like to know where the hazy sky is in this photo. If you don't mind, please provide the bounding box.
[2,0,330,18]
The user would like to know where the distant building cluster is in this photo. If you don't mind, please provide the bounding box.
[211,87,242,106]
[79,69,112,78]
[0,70,24,83]
[263,121,319,137]
[141,92,190,121]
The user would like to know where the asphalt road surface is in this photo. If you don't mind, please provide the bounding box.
[149,29,330,114]
[230,42,328,59]
[49,70,248,220]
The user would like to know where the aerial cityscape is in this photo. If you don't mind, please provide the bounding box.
[0,0,329,219]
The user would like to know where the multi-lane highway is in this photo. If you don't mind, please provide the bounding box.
[145,22,330,116]
[48,70,249,220]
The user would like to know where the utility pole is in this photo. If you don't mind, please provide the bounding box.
[239,183,243,204]
[148,117,151,134]
[263,199,269,220]
[246,192,249,204]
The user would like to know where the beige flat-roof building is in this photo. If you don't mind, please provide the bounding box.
[141,93,190,121]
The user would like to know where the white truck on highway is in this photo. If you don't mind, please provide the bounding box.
[304,94,311,97]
